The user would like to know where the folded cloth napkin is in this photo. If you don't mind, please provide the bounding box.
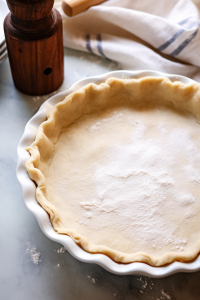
[55,0,200,81]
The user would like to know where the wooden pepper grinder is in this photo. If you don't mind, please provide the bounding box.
[4,0,64,95]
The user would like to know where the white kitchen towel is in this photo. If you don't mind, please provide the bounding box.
[55,0,200,81]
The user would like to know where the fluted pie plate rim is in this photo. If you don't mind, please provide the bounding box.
[16,70,200,277]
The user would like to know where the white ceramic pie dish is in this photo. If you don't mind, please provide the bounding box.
[17,70,200,277]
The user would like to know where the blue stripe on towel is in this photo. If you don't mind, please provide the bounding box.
[86,34,94,54]
[157,29,185,51]
[188,20,200,29]
[178,16,192,26]
[157,20,199,52]
[96,34,108,59]
[170,29,198,56]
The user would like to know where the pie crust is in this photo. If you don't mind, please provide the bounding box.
[25,77,200,267]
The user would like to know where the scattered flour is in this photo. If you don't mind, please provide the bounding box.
[137,277,172,299]
[88,112,124,133]
[32,90,57,102]
[142,281,148,289]
[161,290,172,300]
[32,91,58,113]
[87,275,96,283]
[26,242,41,265]
[57,246,66,254]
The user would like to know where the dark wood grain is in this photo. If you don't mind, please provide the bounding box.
[6,0,54,21]
[4,0,64,95]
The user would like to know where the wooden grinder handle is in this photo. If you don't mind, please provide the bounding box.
[62,0,106,17]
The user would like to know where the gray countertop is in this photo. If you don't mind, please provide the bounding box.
[1,47,200,300]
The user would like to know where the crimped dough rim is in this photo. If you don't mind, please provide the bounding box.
[25,77,200,267]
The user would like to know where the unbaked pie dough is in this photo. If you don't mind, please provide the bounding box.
[26,77,200,266]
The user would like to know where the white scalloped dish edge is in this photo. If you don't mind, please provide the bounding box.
[17,70,200,277]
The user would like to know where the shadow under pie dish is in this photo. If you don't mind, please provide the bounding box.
[22,71,200,272]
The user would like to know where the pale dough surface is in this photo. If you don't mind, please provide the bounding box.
[26,77,200,266]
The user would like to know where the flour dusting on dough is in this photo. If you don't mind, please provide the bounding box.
[68,114,200,251]
[50,109,200,253]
